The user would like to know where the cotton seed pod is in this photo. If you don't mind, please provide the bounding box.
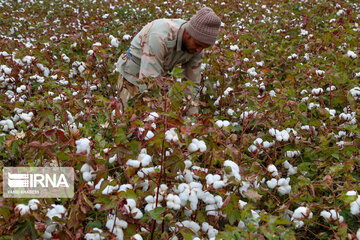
[228,134,238,143]
[164,213,173,222]
[71,129,80,140]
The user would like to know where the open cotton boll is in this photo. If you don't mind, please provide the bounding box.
[144,131,154,140]
[188,142,198,152]
[46,204,66,220]
[166,194,181,210]
[20,112,34,123]
[131,234,143,240]
[28,199,40,210]
[215,120,223,128]
[109,154,117,164]
[177,221,201,233]
[267,178,277,189]
[102,185,119,195]
[346,191,357,196]
[80,163,94,173]
[130,208,143,219]
[213,180,227,189]
[76,138,91,155]
[126,159,140,168]
[267,164,278,177]
[224,160,241,181]
[165,128,179,142]
[16,204,30,216]
[106,214,128,230]
[292,207,313,221]
[350,196,360,215]
[83,171,95,182]
[320,210,344,223]
[347,50,357,59]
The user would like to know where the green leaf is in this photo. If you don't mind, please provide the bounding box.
[149,207,166,221]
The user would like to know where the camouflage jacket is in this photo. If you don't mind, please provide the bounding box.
[116,19,203,93]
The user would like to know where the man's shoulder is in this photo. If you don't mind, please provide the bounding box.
[149,19,187,35]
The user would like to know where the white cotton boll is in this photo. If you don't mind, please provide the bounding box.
[347,50,357,59]
[132,234,143,240]
[230,45,239,51]
[28,199,40,210]
[224,87,233,96]
[165,128,179,142]
[139,154,152,167]
[118,184,133,192]
[238,200,247,209]
[292,207,313,220]
[16,204,30,216]
[288,166,298,176]
[227,108,235,116]
[123,34,132,41]
[320,210,331,220]
[188,142,198,152]
[131,208,143,219]
[80,163,93,173]
[76,138,91,155]
[267,164,278,177]
[102,185,119,195]
[346,191,357,196]
[269,128,276,136]
[20,112,33,123]
[247,67,257,77]
[350,196,360,215]
[83,172,94,182]
[213,180,226,189]
[311,88,323,95]
[315,70,325,77]
[61,54,70,63]
[109,154,117,164]
[110,37,119,47]
[248,145,257,153]
[278,185,291,195]
[145,131,154,140]
[283,160,292,169]
[126,159,140,168]
[198,141,207,152]
[267,178,277,189]
[184,160,192,168]
[215,120,223,128]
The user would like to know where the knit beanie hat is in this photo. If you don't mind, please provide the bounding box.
[185,7,221,45]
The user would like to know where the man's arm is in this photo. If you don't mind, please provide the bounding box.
[182,53,203,97]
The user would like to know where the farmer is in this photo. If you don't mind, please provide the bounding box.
[115,7,221,112]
